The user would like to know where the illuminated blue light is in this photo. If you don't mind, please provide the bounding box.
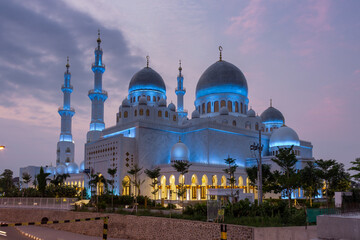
[196,84,248,99]
[269,140,300,148]
[91,66,105,73]
[103,127,136,138]
[90,123,105,131]
[263,120,284,125]
[59,135,73,142]
[129,85,166,94]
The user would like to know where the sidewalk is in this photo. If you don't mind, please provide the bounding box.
[17,225,128,240]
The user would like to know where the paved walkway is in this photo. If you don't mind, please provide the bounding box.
[17,225,127,240]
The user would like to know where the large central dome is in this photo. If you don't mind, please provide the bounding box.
[128,67,166,94]
[196,60,248,99]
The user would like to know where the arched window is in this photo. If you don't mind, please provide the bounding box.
[266,128,268,132]
[220,100,226,108]
[270,127,273,132]
[146,109,150,116]
[227,101,232,112]
[138,96,140,101]
[173,115,177,121]
[134,110,137,117]
[212,175,218,186]
[124,111,128,118]
[119,112,121,118]
[140,109,144,116]
[153,96,156,102]
[235,102,239,112]
[232,120,236,126]
[240,102,243,113]
[245,121,251,129]
[202,103,205,114]
[165,111,169,118]
[130,98,132,103]
[122,176,130,195]
[261,127,264,132]
[207,102,211,113]
[147,96,150,101]
[221,176,227,187]
[157,96,160,101]
[255,122,259,131]
[133,97,135,102]
[214,101,219,112]
[158,111,162,117]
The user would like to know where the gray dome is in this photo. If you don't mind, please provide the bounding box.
[220,106,229,115]
[139,96,147,105]
[247,108,256,117]
[196,60,248,99]
[191,110,200,119]
[67,162,79,174]
[56,164,67,175]
[168,103,176,111]
[171,140,189,162]
[122,98,130,107]
[269,126,300,148]
[158,98,167,107]
[128,67,166,94]
[260,106,285,123]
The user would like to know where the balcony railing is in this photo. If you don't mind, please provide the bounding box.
[58,107,75,112]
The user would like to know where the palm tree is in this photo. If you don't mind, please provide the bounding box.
[348,158,360,182]
[107,167,117,211]
[300,162,322,207]
[89,173,107,211]
[172,161,191,211]
[22,172,32,186]
[36,167,51,197]
[223,156,238,202]
[127,164,144,213]
[144,167,161,202]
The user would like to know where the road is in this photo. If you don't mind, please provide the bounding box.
[0,227,29,240]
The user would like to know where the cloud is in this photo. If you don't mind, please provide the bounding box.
[292,0,332,57]
[225,0,265,54]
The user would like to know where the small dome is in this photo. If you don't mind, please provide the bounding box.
[171,139,190,162]
[122,98,130,107]
[220,106,229,115]
[56,164,67,175]
[191,110,200,119]
[261,106,285,124]
[269,126,300,148]
[168,103,176,111]
[196,60,248,99]
[45,166,55,175]
[67,162,79,174]
[158,98,167,107]
[128,67,166,94]
[80,161,85,172]
[139,96,147,105]
[247,108,256,117]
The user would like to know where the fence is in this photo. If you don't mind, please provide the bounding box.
[0,198,77,210]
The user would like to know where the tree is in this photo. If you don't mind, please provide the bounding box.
[246,164,275,195]
[36,167,50,197]
[172,160,191,211]
[348,158,360,182]
[316,159,351,205]
[0,169,15,195]
[300,162,322,207]
[89,173,108,211]
[127,164,144,213]
[271,146,299,207]
[223,156,238,202]
[50,173,70,186]
[144,167,161,202]
[107,167,117,211]
[22,172,32,186]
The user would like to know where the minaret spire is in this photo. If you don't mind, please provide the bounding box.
[175,60,187,119]
[87,30,108,142]
[219,46,223,61]
[57,57,75,166]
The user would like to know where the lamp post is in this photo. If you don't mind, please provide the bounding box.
[250,130,263,205]
[0,146,5,150]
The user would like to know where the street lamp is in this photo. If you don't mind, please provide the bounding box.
[0,146,5,150]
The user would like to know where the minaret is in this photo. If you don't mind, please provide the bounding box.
[175,60,187,119]
[57,57,75,166]
[87,30,108,142]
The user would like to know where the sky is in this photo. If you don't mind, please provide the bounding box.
[0,0,359,176]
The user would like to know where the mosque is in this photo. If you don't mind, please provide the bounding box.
[46,33,314,201]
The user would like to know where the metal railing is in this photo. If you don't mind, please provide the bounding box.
[0,198,77,210]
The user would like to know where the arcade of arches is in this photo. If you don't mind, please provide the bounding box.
[122,174,255,200]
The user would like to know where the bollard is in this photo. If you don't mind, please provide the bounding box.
[220,224,227,240]
[103,217,108,240]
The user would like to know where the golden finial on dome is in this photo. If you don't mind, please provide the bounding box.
[66,56,70,69]
[146,55,150,68]
[97,29,101,44]
[270,99,272,107]
[178,136,181,143]
[178,60,182,71]
[219,46,223,61]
